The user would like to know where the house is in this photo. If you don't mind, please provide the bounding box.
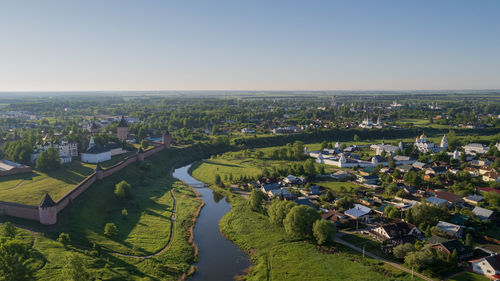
[470,254,500,280]
[426,196,448,206]
[431,239,473,260]
[270,188,294,200]
[371,222,421,243]
[435,191,462,206]
[464,167,480,177]
[295,197,315,208]
[480,166,495,175]
[261,182,280,195]
[396,164,413,173]
[331,170,350,180]
[106,142,127,156]
[436,221,463,238]
[479,187,500,196]
[464,143,489,154]
[463,195,484,205]
[0,160,32,177]
[283,175,299,184]
[321,210,346,224]
[357,174,379,185]
[472,206,495,221]
[344,204,372,222]
[425,166,447,175]
[483,171,500,182]
[240,128,256,134]
[412,161,427,170]
[393,155,416,165]
[359,197,374,206]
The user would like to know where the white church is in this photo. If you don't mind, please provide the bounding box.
[414,134,448,153]
[81,136,111,163]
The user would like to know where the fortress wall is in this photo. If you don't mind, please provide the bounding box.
[1,146,167,223]
[0,201,39,221]
[102,156,137,178]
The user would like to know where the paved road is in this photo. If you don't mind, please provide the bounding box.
[335,231,433,281]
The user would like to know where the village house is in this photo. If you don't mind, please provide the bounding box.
[470,254,500,280]
[436,221,463,238]
[431,239,473,260]
[483,171,500,182]
[426,196,448,206]
[463,195,484,205]
[464,166,480,177]
[472,206,495,221]
[344,204,372,223]
[370,222,421,244]
[434,191,463,206]
[321,210,346,225]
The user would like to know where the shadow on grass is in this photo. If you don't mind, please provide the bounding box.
[203,160,242,168]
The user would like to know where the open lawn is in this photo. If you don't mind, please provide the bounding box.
[313,180,363,193]
[0,161,95,205]
[0,151,135,206]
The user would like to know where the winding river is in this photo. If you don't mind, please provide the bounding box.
[172,165,251,281]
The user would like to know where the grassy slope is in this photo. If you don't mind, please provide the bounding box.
[2,147,204,281]
[449,272,489,281]
[192,161,418,281]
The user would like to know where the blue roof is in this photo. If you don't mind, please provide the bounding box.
[270,188,291,197]
[472,206,494,220]
[295,198,315,208]
[426,197,448,206]
[262,183,280,192]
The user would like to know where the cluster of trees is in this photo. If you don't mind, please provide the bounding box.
[265,141,306,161]
[267,200,336,246]
[3,141,33,165]
[35,148,61,171]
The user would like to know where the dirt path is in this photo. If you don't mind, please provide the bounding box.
[334,231,433,281]
[112,189,178,259]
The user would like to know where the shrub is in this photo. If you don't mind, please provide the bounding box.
[57,233,71,248]
[104,223,118,238]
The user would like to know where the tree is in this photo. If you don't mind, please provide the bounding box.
[303,159,316,176]
[0,239,34,281]
[57,233,71,248]
[393,243,414,259]
[465,233,473,247]
[114,180,132,200]
[326,190,335,202]
[313,219,336,245]
[35,148,61,171]
[404,250,432,271]
[121,209,128,220]
[104,223,118,238]
[283,205,321,239]
[249,189,266,212]
[268,200,296,225]
[140,139,149,149]
[388,156,396,169]
[2,222,16,239]
[214,174,223,187]
[64,254,91,281]
[353,134,360,142]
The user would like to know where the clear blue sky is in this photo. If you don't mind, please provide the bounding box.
[1,0,499,91]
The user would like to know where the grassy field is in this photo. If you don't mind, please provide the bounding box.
[0,152,134,205]
[448,272,489,281]
[312,180,363,193]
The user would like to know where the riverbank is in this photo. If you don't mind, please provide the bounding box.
[190,161,421,281]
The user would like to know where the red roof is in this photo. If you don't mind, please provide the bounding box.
[435,191,461,203]
[479,187,500,195]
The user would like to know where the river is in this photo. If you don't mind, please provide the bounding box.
[172,164,251,281]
